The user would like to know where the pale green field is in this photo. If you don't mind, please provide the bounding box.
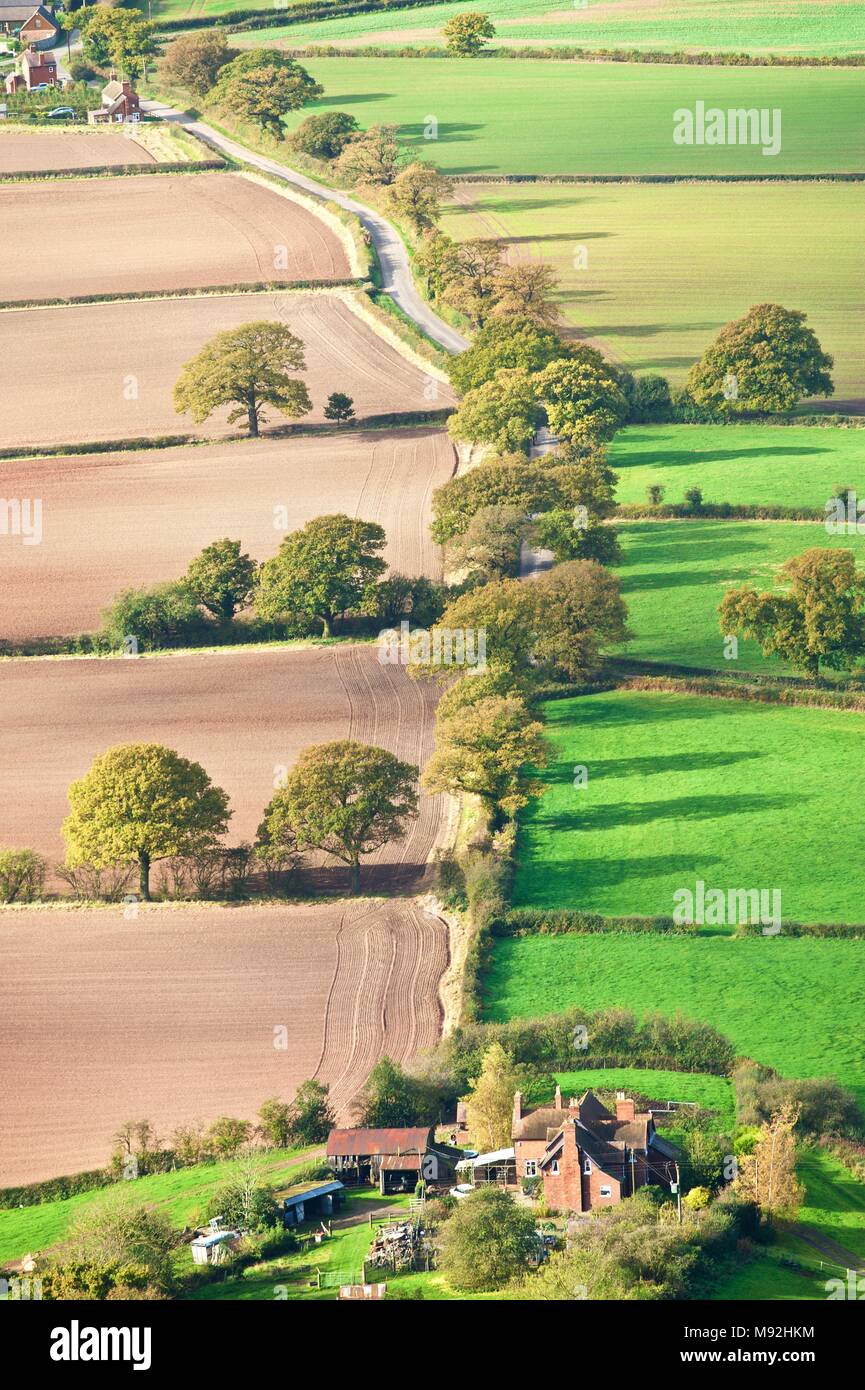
[231,0,865,57]
[272,59,864,176]
[442,181,865,402]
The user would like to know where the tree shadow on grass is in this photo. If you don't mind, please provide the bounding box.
[545,749,763,783]
[536,790,800,835]
[514,850,723,901]
[617,444,830,470]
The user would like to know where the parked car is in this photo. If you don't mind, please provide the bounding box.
[47,107,75,118]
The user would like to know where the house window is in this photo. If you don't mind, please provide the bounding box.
[524,1160,537,1178]
[599,1185,612,1198]
[583,1158,592,1174]
[550,1160,559,1175]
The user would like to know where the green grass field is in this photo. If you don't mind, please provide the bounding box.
[230,0,863,57]
[486,935,865,1108]
[512,688,865,921]
[0,1147,315,1266]
[554,1068,735,1127]
[614,519,863,672]
[272,59,864,176]
[442,182,864,400]
[610,425,865,508]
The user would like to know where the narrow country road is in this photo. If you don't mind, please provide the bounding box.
[140,99,469,356]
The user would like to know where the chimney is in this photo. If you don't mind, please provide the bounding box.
[554,1084,563,1110]
[512,1090,523,1127]
[616,1093,636,1123]
[568,1096,580,1118]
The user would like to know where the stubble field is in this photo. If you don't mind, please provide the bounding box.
[0,173,353,302]
[0,429,454,639]
[0,899,448,1186]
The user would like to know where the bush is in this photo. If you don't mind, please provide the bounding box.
[291,111,358,159]
[101,582,212,652]
[496,908,697,936]
[0,847,46,902]
[56,859,135,902]
[629,374,673,423]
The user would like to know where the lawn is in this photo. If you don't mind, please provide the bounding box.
[512,688,865,922]
[184,1190,413,1300]
[553,1068,735,1129]
[610,425,865,508]
[273,59,864,176]
[0,1147,316,1266]
[233,0,863,57]
[614,519,861,672]
[486,934,865,1110]
[712,1147,865,1298]
[442,182,865,401]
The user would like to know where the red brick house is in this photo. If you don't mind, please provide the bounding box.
[87,78,141,125]
[4,41,57,92]
[0,3,58,49]
[512,1087,677,1213]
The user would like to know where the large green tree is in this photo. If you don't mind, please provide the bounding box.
[173,321,311,438]
[687,303,834,414]
[422,694,548,825]
[448,316,569,395]
[536,349,629,447]
[208,50,323,138]
[256,514,387,636]
[63,745,231,900]
[447,368,541,455]
[443,11,496,54]
[336,124,405,185]
[438,1187,537,1291]
[160,29,235,96]
[431,455,563,543]
[719,547,865,678]
[285,1080,336,1145]
[412,579,537,680]
[387,161,453,234]
[532,559,631,680]
[185,538,258,621]
[258,740,418,892]
[291,110,359,159]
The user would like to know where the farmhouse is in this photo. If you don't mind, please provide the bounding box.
[0,3,58,48]
[4,41,57,92]
[326,1126,459,1194]
[513,1087,677,1213]
[87,78,140,125]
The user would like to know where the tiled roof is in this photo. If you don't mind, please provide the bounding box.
[327,1126,432,1158]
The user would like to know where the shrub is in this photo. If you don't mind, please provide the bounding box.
[291,111,359,159]
[101,582,212,651]
[56,859,135,902]
[0,847,46,902]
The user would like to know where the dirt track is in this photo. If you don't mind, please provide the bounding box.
[0,644,444,888]
[0,129,156,174]
[0,291,451,450]
[0,899,448,1186]
[0,173,351,301]
[0,429,455,639]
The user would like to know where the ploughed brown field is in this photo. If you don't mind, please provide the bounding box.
[0,900,449,1185]
[0,128,156,174]
[0,172,352,301]
[0,429,454,639]
[0,644,444,890]
[0,291,451,450]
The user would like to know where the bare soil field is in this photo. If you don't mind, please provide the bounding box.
[0,173,351,302]
[0,127,156,174]
[0,898,448,1185]
[0,644,444,890]
[0,429,454,640]
[0,291,451,450]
